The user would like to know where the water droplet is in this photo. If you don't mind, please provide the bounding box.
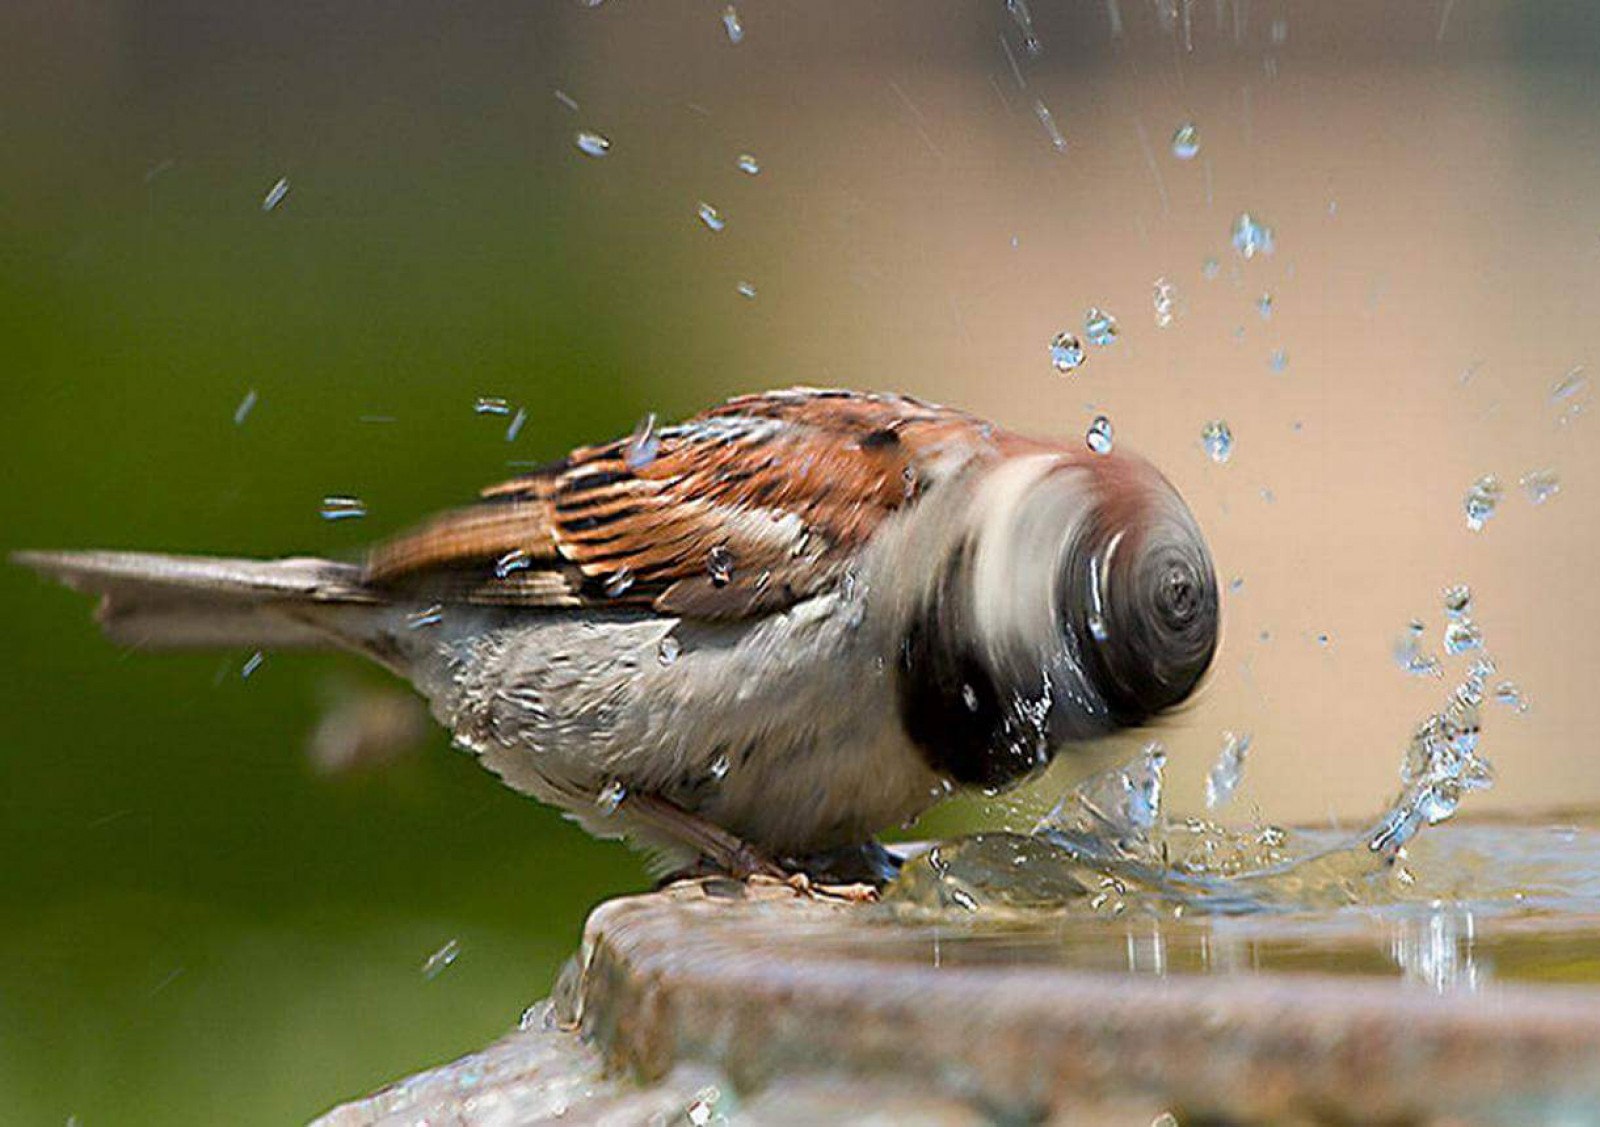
[1394,624,1442,678]
[736,152,760,175]
[474,396,511,416]
[422,938,461,980]
[709,753,730,780]
[1231,212,1275,259]
[1087,613,1109,641]
[1205,730,1251,809]
[1494,680,1529,713]
[1520,469,1560,504]
[406,604,444,630]
[1084,414,1115,455]
[261,177,290,212]
[707,545,734,586]
[1152,277,1176,328]
[1443,619,1483,655]
[574,130,611,157]
[604,568,634,598]
[1269,347,1288,373]
[1229,576,1244,592]
[1084,307,1119,346]
[1170,122,1200,160]
[1442,584,1472,618]
[494,549,531,579]
[1317,632,1332,647]
[233,389,258,426]
[1049,332,1086,373]
[624,413,659,470]
[696,201,726,232]
[553,89,580,112]
[506,407,527,442]
[960,683,980,712]
[735,280,757,299]
[240,651,265,679]
[1256,292,1273,319]
[1551,365,1590,425]
[596,780,627,814]
[657,635,681,666]
[1202,256,1221,280]
[1463,475,1502,532]
[1033,100,1068,153]
[1201,419,1233,463]
[1269,16,1288,43]
[320,496,367,521]
[720,5,743,43]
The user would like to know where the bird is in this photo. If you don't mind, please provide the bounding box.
[15,387,1218,883]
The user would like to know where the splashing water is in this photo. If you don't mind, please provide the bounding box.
[888,588,1509,918]
[1519,469,1560,505]
[1170,122,1199,160]
[422,938,461,980]
[697,202,726,232]
[1048,331,1086,373]
[1205,731,1251,810]
[320,496,367,521]
[1551,366,1590,426]
[1085,415,1114,455]
[1463,474,1502,532]
[1231,212,1275,259]
[1200,419,1233,463]
[1152,277,1176,327]
[1084,307,1119,346]
[574,130,612,157]
[261,177,290,212]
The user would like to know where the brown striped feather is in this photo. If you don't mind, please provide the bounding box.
[363,388,1030,619]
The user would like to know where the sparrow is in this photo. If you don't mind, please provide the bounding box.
[15,387,1218,881]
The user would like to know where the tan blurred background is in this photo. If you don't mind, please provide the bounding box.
[3,0,1598,1121]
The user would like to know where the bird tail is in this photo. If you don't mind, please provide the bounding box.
[12,550,381,651]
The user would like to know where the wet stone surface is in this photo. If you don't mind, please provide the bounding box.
[317,853,1600,1126]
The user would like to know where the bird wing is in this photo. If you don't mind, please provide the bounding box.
[363,387,1012,618]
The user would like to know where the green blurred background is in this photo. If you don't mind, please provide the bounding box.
[6,1,1600,1122]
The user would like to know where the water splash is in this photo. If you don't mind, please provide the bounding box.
[1085,415,1114,455]
[1170,122,1200,160]
[1152,277,1176,328]
[1049,331,1086,373]
[1201,419,1233,463]
[707,545,734,586]
[888,591,1508,918]
[1519,469,1560,505]
[1463,475,1502,532]
[422,938,461,980]
[574,130,612,157]
[1205,731,1251,810]
[320,496,367,521]
[1084,307,1119,346]
[697,202,726,232]
[1231,212,1275,259]
[1551,366,1590,426]
[261,177,291,213]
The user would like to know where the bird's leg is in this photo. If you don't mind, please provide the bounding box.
[780,839,904,886]
[623,792,785,880]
